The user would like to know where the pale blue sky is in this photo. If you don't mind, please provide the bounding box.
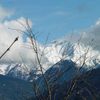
[0,0,100,42]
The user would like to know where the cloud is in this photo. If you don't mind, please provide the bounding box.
[0,17,37,66]
[80,18,100,51]
[0,16,50,70]
[62,18,100,52]
[0,6,13,21]
[0,5,100,69]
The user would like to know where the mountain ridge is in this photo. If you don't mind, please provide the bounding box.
[0,39,100,80]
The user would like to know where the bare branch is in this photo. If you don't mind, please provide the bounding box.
[0,36,19,60]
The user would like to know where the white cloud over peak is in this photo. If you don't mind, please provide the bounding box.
[80,18,100,51]
[0,5,100,70]
[0,17,37,66]
[62,18,100,52]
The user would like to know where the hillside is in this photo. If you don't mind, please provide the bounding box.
[0,75,33,100]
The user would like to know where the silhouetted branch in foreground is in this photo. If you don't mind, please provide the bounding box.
[0,36,19,60]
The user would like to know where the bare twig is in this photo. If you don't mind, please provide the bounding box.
[0,37,19,60]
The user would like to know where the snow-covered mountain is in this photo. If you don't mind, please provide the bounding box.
[44,39,100,68]
[0,63,41,81]
[32,62,100,100]
[0,38,100,80]
[0,38,100,100]
[36,60,84,93]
